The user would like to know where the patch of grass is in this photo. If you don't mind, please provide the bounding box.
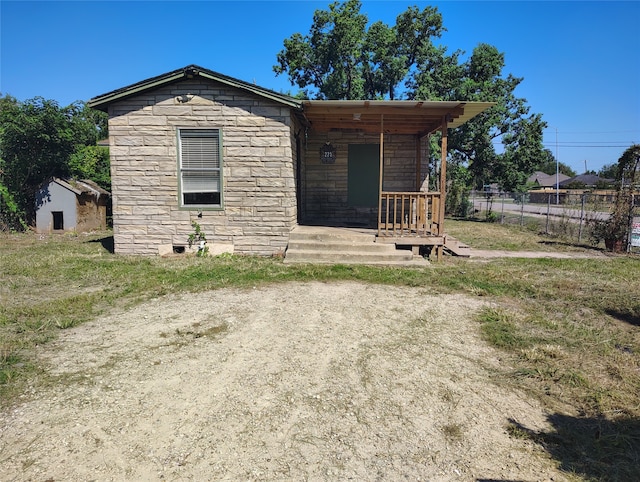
[174,322,228,340]
[445,218,599,253]
[156,321,230,351]
[441,423,464,441]
[506,421,536,441]
[440,388,462,410]
[478,308,530,350]
[1,228,639,480]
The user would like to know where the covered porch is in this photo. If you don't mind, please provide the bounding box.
[298,100,493,259]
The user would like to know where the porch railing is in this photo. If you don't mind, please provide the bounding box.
[378,191,442,237]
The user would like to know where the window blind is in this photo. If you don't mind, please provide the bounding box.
[179,129,221,195]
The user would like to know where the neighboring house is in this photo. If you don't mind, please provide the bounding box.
[527,171,570,188]
[88,65,492,256]
[559,173,614,188]
[35,178,109,233]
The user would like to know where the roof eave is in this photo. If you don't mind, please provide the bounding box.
[52,177,82,195]
[196,70,301,109]
[87,72,185,111]
[87,65,302,112]
[300,100,495,136]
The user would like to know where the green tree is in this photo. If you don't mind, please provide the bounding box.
[496,113,547,191]
[534,149,576,177]
[0,182,25,231]
[590,144,640,250]
[617,144,640,186]
[445,163,473,217]
[274,2,546,195]
[68,145,111,191]
[274,0,445,100]
[430,43,546,192]
[274,0,368,99]
[598,162,618,180]
[0,97,74,221]
[374,5,444,99]
[0,95,108,228]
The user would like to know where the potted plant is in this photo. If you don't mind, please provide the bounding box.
[187,221,209,257]
[591,216,628,253]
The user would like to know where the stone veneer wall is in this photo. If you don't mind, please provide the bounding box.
[302,131,430,226]
[107,79,297,255]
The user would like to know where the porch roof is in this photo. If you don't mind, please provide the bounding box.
[301,100,494,136]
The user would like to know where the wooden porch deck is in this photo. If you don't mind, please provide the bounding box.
[377,191,446,257]
[293,192,470,261]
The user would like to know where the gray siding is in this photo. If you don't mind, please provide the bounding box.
[35,181,77,233]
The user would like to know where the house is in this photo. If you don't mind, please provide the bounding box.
[559,173,614,188]
[527,171,570,188]
[35,178,109,233]
[88,65,492,258]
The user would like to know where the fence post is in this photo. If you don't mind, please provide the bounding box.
[501,195,505,224]
[578,193,585,243]
[627,193,635,253]
[471,190,474,219]
[520,193,525,226]
[546,193,551,234]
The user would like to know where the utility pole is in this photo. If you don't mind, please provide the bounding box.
[546,126,560,204]
[555,127,559,205]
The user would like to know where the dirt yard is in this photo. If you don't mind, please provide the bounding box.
[0,281,569,481]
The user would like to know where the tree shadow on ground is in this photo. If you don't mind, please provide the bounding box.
[536,240,603,252]
[89,235,114,254]
[476,480,528,482]
[476,479,528,482]
[605,308,640,328]
[508,414,640,481]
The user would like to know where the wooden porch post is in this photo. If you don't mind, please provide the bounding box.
[377,114,384,237]
[437,116,449,260]
[415,136,421,191]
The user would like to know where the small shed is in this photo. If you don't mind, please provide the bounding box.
[35,178,110,233]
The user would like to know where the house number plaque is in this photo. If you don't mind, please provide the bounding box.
[320,142,336,164]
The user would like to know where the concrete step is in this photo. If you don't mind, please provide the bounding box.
[443,236,471,257]
[284,226,428,266]
[284,249,417,264]
[288,238,399,253]
[288,228,376,244]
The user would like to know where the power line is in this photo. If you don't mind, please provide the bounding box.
[491,141,633,148]
[544,145,631,148]
[544,129,640,134]
[546,141,636,144]
[542,143,633,148]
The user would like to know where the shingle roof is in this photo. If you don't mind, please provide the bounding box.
[527,171,570,187]
[87,64,301,111]
[50,178,110,197]
[559,174,614,186]
[87,65,494,136]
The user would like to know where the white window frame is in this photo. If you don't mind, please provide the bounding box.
[177,128,223,209]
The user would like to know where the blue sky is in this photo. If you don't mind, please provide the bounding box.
[1,0,638,174]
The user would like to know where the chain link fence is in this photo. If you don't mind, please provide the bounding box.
[466,190,640,252]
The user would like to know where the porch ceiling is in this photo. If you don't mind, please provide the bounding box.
[302,100,494,136]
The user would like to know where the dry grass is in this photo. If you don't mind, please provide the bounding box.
[445,218,602,253]
[1,226,639,480]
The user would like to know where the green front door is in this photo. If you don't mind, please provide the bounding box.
[347,144,380,207]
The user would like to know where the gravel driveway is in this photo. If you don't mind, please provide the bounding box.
[0,281,567,481]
